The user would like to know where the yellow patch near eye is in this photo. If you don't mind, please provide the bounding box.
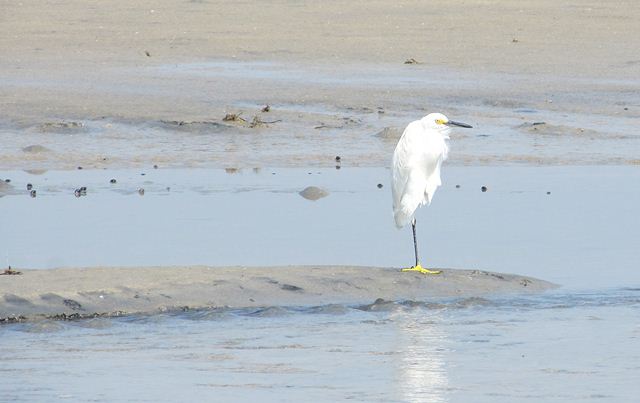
[435,119,446,125]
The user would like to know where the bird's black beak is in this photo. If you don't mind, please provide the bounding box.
[447,120,473,128]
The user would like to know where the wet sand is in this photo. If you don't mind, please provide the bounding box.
[3,1,638,77]
[0,266,555,322]
[1,1,639,169]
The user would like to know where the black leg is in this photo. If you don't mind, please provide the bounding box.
[412,218,419,267]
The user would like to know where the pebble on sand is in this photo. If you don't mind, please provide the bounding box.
[299,186,329,201]
[481,186,488,192]
[110,179,117,184]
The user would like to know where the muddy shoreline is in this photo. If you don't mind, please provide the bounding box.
[0,266,556,322]
[1,1,638,170]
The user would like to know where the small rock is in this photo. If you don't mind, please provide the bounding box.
[138,188,145,196]
[374,127,402,140]
[74,189,81,197]
[4,179,10,183]
[456,184,461,188]
[299,186,329,201]
[30,190,37,198]
[77,166,83,170]
[1,266,22,275]
[109,179,117,184]
[223,113,245,122]
[335,156,341,162]
[261,105,270,112]
[481,186,488,192]
[404,58,419,64]
[63,299,83,310]
[280,284,303,292]
[153,164,158,169]
[26,183,33,190]
[377,183,383,189]
[547,191,551,195]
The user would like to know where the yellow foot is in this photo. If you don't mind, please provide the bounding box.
[401,264,442,275]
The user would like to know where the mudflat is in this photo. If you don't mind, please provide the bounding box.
[1,1,638,169]
[0,266,555,321]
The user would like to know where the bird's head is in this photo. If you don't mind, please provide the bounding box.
[421,113,473,135]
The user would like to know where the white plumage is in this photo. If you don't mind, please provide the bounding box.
[391,112,472,273]
[392,113,451,228]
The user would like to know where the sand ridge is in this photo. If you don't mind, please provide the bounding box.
[0,265,556,322]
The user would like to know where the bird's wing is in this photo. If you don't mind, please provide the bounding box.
[391,122,447,228]
[421,132,447,203]
[392,122,430,227]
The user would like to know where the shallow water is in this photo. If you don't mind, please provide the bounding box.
[1,290,638,402]
[1,166,638,288]
[1,166,639,401]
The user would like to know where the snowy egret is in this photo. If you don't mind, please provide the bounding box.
[391,113,472,274]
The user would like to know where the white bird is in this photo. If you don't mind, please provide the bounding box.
[391,112,472,274]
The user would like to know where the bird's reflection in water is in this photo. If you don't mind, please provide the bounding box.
[394,313,449,403]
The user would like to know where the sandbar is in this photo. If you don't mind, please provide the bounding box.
[0,266,555,322]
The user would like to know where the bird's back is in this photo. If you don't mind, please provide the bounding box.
[391,121,449,228]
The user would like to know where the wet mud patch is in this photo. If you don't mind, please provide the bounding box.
[39,121,86,134]
[516,122,606,138]
[3,294,35,307]
[63,299,84,311]
[22,144,52,153]
[258,277,305,293]
[356,298,405,313]
[280,283,304,292]
[244,306,291,318]
[158,119,233,133]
